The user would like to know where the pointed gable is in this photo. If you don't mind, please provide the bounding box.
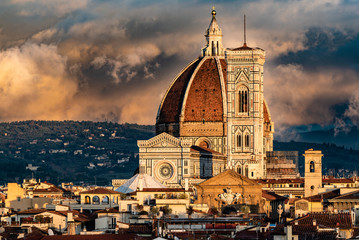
[138,132,190,148]
[198,170,260,187]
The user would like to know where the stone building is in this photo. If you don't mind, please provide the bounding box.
[194,170,263,212]
[138,9,277,186]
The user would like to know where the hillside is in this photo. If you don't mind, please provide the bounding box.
[0,121,357,185]
[298,127,359,149]
[0,121,155,185]
[274,141,359,177]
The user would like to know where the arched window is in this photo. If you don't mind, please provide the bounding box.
[102,196,109,205]
[212,41,216,56]
[239,89,248,113]
[245,134,250,148]
[85,196,91,204]
[310,161,315,172]
[237,134,242,148]
[93,196,100,205]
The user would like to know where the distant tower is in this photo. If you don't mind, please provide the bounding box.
[304,149,323,197]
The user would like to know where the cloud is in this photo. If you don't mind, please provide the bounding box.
[10,0,89,17]
[265,64,359,132]
[0,0,359,132]
[343,89,359,127]
[0,42,78,120]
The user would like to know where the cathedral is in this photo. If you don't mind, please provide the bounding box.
[137,9,275,186]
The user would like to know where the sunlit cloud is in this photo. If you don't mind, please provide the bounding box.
[0,0,358,137]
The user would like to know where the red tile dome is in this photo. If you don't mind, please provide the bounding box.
[156,56,272,137]
[157,57,227,125]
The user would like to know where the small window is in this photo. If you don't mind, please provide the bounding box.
[184,169,188,175]
[310,161,315,172]
[237,135,242,148]
[93,196,100,205]
[245,135,250,147]
[102,196,109,205]
[184,160,188,167]
[239,89,248,113]
[84,196,91,204]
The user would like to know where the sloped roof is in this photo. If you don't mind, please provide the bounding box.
[262,190,287,201]
[295,212,352,229]
[81,188,119,195]
[157,57,227,124]
[304,189,340,201]
[33,186,64,193]
[197,170,260,187]
[256,178,304,184]
[190,145,224,156]
[17,209,47,215]
[330,189,359,200]
[95,208,120,214]
[323,178,354,183]
[115,173,165,194]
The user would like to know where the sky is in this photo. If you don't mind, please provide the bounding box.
[0,0,359,140]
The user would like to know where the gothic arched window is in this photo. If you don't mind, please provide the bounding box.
[310,161,315,172]
[245,134,250,148]
[237,134,242,148]
[239,89,248,113]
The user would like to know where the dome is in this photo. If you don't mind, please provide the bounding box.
[157,57,227,124]
[115,173,165,194]
[156,56,272,136]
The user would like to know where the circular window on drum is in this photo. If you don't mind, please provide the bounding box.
[158,163,174,179]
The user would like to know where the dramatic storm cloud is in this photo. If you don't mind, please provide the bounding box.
[0,0,359,137]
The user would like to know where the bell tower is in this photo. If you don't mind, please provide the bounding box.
[225,16,266,179]
[304,149,323,197]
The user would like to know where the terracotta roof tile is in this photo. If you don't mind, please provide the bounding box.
[33,186,64,193]
[95,208,120,214]
[17,209,47,215]
[157,59,201,124]
[262,190,287,201]
[80,188,120,195]
[331,189,359,200]
[295,212,352,229]
[256,178,304,184]
[184,58,224,122]
[323,178,354,183]
[304,189,340,201]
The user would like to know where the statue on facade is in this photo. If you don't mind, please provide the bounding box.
[218,187,241,205]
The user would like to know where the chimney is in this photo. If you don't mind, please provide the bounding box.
[67,212,76,235]
[185,178,189,191]
[67,212,73,222]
